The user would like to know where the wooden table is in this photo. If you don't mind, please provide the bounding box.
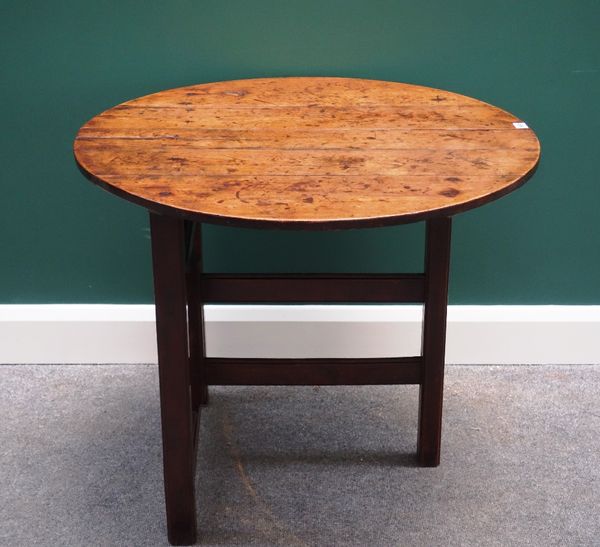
[74,77,540,545]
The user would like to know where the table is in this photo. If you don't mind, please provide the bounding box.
[74,77,540,545]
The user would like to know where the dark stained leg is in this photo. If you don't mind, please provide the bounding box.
[418,217,452,467]
[150,212,197,545]
[185,221,209,407]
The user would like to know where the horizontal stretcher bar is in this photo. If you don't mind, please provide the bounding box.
[200,273,425,303]
[204,356,422,385]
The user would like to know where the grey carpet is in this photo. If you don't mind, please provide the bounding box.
[1,364,599,547]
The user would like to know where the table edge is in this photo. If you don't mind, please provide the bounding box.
[74,150,540,230]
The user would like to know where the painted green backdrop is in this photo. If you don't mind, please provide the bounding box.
[2,0,598,304]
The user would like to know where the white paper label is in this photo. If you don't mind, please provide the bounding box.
[513,122,528,129]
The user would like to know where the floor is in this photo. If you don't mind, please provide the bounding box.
[1,364,599,546]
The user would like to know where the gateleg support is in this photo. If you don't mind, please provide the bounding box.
[185,221,209,407]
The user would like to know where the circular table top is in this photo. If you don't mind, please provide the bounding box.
[74,77,540,229]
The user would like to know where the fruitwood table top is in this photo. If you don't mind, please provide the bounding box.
[74,77,540,229]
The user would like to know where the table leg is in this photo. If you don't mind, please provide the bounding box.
[418,217,452,467]
[150,213,197,545]
[185,221,208,407]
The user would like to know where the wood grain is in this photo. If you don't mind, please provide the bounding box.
[74,77,540,228]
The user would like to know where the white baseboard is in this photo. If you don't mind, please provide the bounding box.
[1,305,599,365]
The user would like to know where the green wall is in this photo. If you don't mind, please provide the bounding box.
[2,0,598,304]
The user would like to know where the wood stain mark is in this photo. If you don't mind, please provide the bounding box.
[235,190,251,204]
[439,188,461,197]
[219,180,241,188]
[337,156,366,170]
[288,181,308,191]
